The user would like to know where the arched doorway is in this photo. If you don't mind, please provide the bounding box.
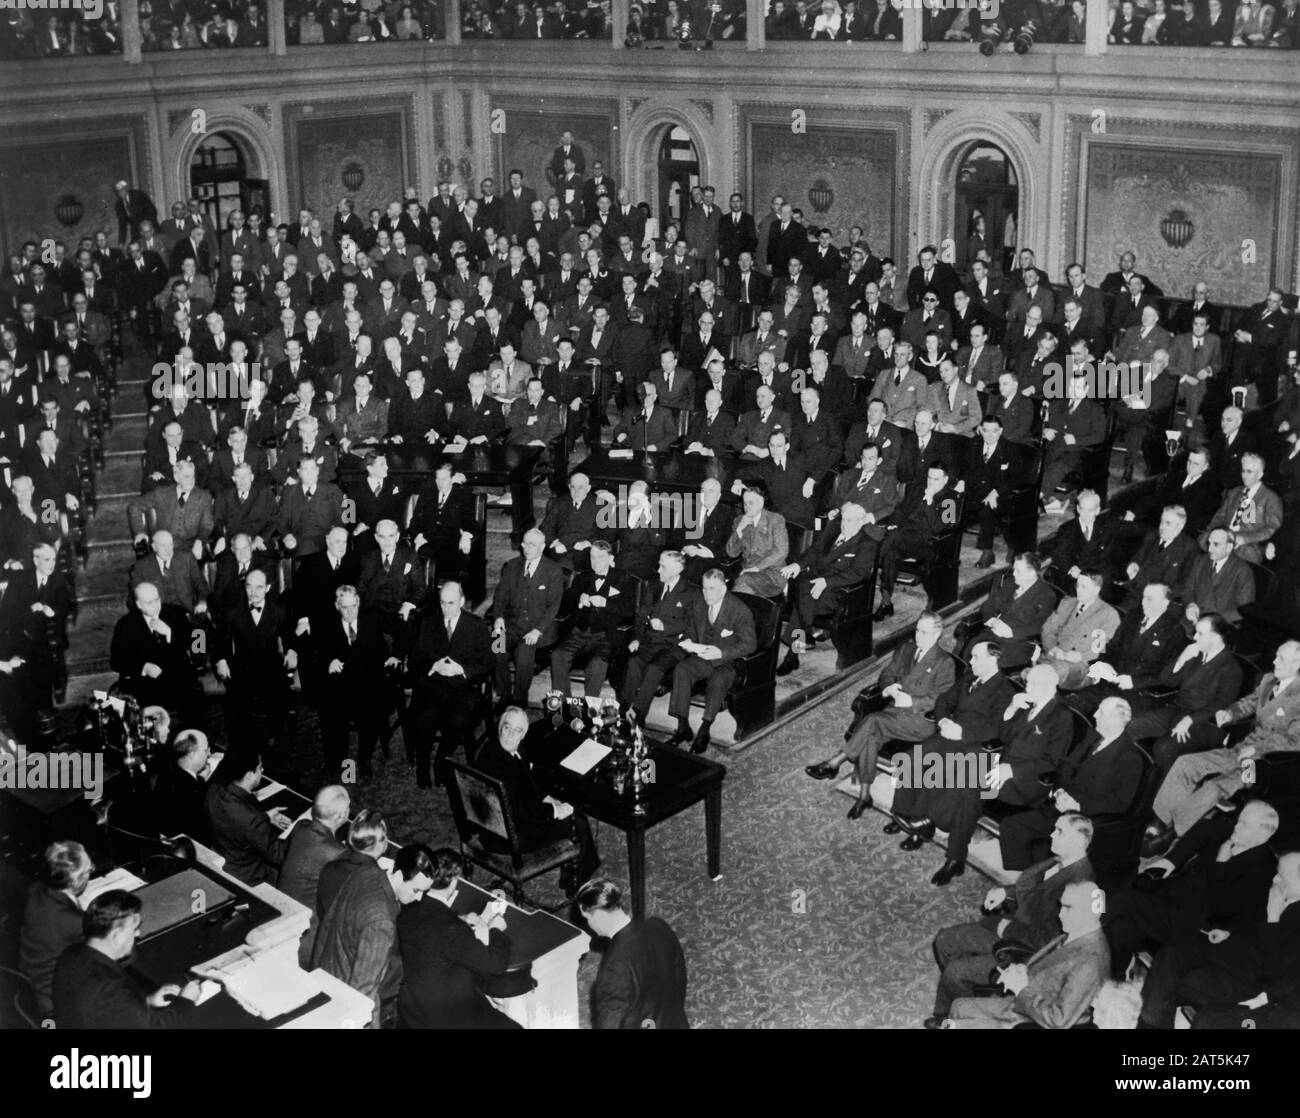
[953,142,1019,278]
[657,125,700,235]
[189,132,269,232]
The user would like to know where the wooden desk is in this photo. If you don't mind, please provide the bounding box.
[575,446,747,500]
[338,442,544,541]
[523,719,726,919]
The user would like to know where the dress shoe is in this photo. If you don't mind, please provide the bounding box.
[923,1016,945,1030]
[804,761,841,780]
[1141,821,1175,859]
[669,729,694,749]
[776,652,800,676]
[931,859,965,886]
[846,798,872,821]
[883,818,904,834]
[900,832,928,851]
[690,725,711,753]
[899,816,935,840]
[872,600,895,622]
[976,550,995,569]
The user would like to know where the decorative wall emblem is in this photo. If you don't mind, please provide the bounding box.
[437,155,454,180]
[808,179,834,214]
[1159,208,1195,249]
[54,194,84,227]
[457,156,473,183]
[341,161,365,191]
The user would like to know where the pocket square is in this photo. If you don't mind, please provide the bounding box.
[1000,463,1009,470]
[538,584,547,590]
[721,629,734,638]
[609,587,620,596]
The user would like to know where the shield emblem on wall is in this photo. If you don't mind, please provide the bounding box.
[808,179,834,215]
[1160,209,1194,249]
[54,194,84,227]
[341,161,365,192]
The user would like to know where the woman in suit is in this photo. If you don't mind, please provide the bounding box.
[769,285,806,343]
[727,484,789,598]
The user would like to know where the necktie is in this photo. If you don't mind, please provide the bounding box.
[383,553,391,573]
[161,561,169,576]
[347,623,356,645]
[709,603,719,626]
[304,488,314,500]
[1074,603,1085,620]
[178,491,187,508]
[1230,491,1252,531]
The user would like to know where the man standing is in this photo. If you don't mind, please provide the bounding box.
[577,879,689,1029]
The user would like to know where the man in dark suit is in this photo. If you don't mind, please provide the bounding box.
[805,613,955,813]
[0,542,72,716]
[108,581,202,725]
[1121,506,1200,606]
[129,529,210,615]
[1069,582,1187,719]
[738,430,816,529]
[1126,612,1243,770]
[777,501,877,673]
[490,529,563,707]
[666,571,758,753]
[718,195,758,286]
[577,879,689,1030]
[874,463,959,620]
[1123,446,1222,537]
[1230,287,1289,405]
[1206,406,1262,492]
[538,471,605,572]
[358,518,426,655]
[960,551,1058,669]
[276,458,345,557]
[1045,488,1117,595]
[209,532,277,621]
[964,416,1032,568]
[291,527,359,633]
[1040,391,1107,509]
[475,707,599,890]
[1200,453,1283,566]
[620,550,700,720]
[407,581,493,786]
[998,697,1145,869]
[310,585,394,780]
[410,463,476,580]
[896,664,1075,886]
[765,203,806,277]
[677,478,735,586]
[905,245,961,312]
[395,846,519,1030]
[212,568,295,751]
[612,379,678,453]
[789,384,845,479]
[1099,251,1163,299]
[895,409,959,488]
[549,540,635,699]
[842,399,908,475]
[1105,800,1278,979]
[1181,529,1256,628]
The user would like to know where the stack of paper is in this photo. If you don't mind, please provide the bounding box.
[195,951,318,1020]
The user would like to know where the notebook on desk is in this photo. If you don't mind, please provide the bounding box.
[134,868,237,940]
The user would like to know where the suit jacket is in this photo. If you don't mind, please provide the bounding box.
[633,578,700,647]
[591,917,689,1030]
[718,212,759,266]
[209,550,279,619]
[929,670,1020,749]
[539,492,605,554]
[408,609,494,692]
[1113,322,1174,367]
[925,379,983,437]
[980,576,1058,644]
[1099,604,1186,681]
[684,592,758,666]
[208,445,269,492]
[52,944,196,1030]
[985,392,1035,446]
[742,452,816,528]
[212,484,276,544]
[614,403,678,452]
[1170,330,1223,381]
[999,856,1098,952]
[684,409,738,455]
[1044,398,1105,447]
[1156,812,1276,929]
[410,483,474,557]
[789,409,845,477]
[725,508,789,576]
[1142,646,1243,725]
[833,331,876,381]
[998,696,1075,804]
[564,567,636,638]
[278,819,346,913]
[900,307,953,352]
[829,465,901,529]
[842,421,908,474]
[358,545,427,623]
[1126,530,1197,600]
[1204,484,1283,558]
[870,366,928,428]
[491,555,563,643]
[879,640,957,716]
[126,486,214,550]
[1007,285,1057,328]
[1140,468,1223,536]
[506,396,563,447]
[276,482,346,556]
[1053,729,1145,818]
[336,395,391,445]
[1181,553,1255,624]
[676,500,735,565]
[204,780,286,886]
[1223,673,1300,759]
[1009,929,1110,1030]
[795,523,876,589]
[129,552,209,612]
[395,895,514,1030]
[1050,515,1119,581]
[0,568,73,654]
[730,407,791,456]
[212,597,291,689]
[906,261,961,310]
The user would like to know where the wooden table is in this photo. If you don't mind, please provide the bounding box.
[523,718,726,919]
[574,446,748,501]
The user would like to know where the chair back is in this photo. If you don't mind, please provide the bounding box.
[443,758,522,857]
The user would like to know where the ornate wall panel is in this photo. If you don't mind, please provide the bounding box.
[0,117,146,251]
[489,95,618,196]
[740,106,909,263]
[283,101,413,219]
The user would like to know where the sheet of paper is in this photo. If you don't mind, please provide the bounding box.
[255,779,287,802]
[560,738,612,776]
[195,952,318,1020]
[608,448,634,459]
[80,867,147,908]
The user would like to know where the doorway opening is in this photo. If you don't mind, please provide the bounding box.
[190,132,270,231]
[657,125,700,236]
[953,142,1019,278]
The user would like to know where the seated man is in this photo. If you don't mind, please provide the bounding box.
[1106,800,1279,979]
[1139,851,1300,1029]
[1146,640,1300,848]
[895,663,1075,887]
[679,478,735,586]
[1036,570,1121,690]
[1120,505,1199,608]
[927,812,1096,1028]
[666,569,758,754]
[1069,581,1186,719]
[475,706,599,894]
[277,457,346,558]
[489,528,563,708]
[1112,347,1177,484]
[52,891,200,1029]
[805,613,955,818]
[620,550,700,722]
[1122,445,1221,538]
[537,470,604,572]
[410,462,475,580]
[1199,452,1282,565]
[612,378,677,453]
[150,728,214,844]
[407,581,493,788]
[726,483,789,599]
[1185,531,1256,637]
[1044,489,1117,597]
[395,845,520,1030]
[127,459,214,559]
[940,880,1110,1030]
[776,501,877,675]
[873,462,957,622]
[959,551,1057,670]
[998,697,1144,870]
[203,750,292,886]
[1040,384,1106,513]
[129,528,210,616]
[20,840,93,1019]
[1126,612,1243,771]
[685,388,738,456]
[505,377,564,450]
[962,415,1033,569]
[549,540,635,700]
